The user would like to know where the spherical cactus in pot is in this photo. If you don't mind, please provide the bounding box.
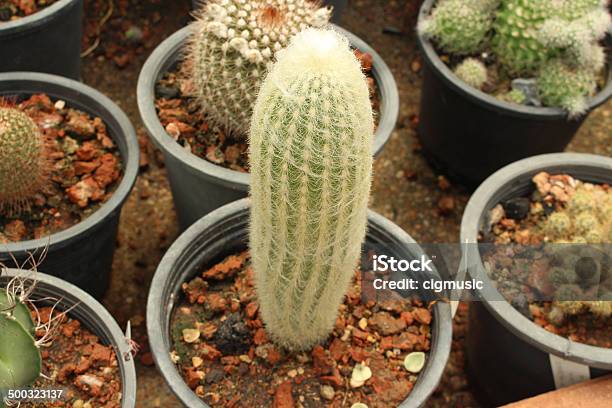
[187,0,331,137]
[249,27,373,350]
[0,106,50,216]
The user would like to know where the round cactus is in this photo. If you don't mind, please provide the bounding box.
[249,28,373,350]
[537,59,596,117]
[454,58,488,89]
[498,88,527,104]
[418,0,495,55]
[544,211,572,239]
[549,266,578,288]
[187,0,331,138]
[0,107,49,215]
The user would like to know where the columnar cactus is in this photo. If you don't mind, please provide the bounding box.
[249,28,373,350]
[0,107,49,215]
[187,0,331,137]
[0,287,42,400]
[454,58,488,89]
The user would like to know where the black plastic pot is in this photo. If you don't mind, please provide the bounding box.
[189,0,348,23]
[137,25,399,230]
[0,72,139,300]
[0,269,137,407]
[147,198,452,407]
[416,0,612,190]
[460,153,612,406]
[0,0,83,79]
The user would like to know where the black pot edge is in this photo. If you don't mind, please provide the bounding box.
[147,198,452,408]
[136,24,399,192]
[0,0,78,36]
[0,268,137,407]
[416,0,612,120]
[460,152,612,369]
[0,72,139,254]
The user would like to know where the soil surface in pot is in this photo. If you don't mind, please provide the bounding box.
[28,304,122,407]
[481,172,611,348]
[154,50,380,172]
[0,0,59,21]
[170,250,434,408]
[0,94,123,243]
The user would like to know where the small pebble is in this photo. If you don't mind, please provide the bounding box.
[358,317,368,330]
[54,100,66,110]
[351,404,369,408]
[182,328,200,343]
[404,352,426,373]
[287,369,297,378]
[350,363,372,388]
[320,385,335,400]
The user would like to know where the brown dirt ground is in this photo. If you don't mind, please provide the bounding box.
[79,0,611,407]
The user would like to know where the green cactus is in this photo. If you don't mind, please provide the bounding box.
[187,0,331,138]
[0,289,41,397]
[498,88,527,104]
[249,28,373,350]
[418,0,496,55]
[537,59,597,117]
[454,58,489,89]
[0,107,49,216]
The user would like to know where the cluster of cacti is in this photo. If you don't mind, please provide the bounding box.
[419,0,611,116]
[0,284,42,405]
[0,106,49,216]
[249,28,373,350]
[542,183,612,325]
[187,0,331,138]
[543,183,611,244]
[454,58,488,89]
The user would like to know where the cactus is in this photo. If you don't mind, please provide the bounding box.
[0,285,41,398]
[536,60,597,117]
[187,0,331,138]
[0,107,49,216]
[249,28,373,350]
[454,58,488,89]
[418,0,496,55]
[498,88,527,104]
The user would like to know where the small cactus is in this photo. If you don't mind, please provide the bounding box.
[454,58,488,89]
[418,0,496,54]
[537,60,597,118]
[0,283,42,395]
[0,107,49,215]
[187,0,331,138]
[249,28,373,350]
[498,88,527,104]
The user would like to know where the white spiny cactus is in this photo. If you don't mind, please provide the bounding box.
[188,0,331,138]
[249,28,373,350]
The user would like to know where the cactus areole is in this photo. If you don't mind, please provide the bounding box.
[0,107,49,215]
[188,0,331,137]
[249,28,374,350]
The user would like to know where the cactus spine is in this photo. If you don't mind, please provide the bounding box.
[0,107,49,215]
[188,0,331,138]
[249,28,373,350]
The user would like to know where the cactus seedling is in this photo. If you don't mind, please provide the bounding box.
[249,28,373,350]
[0,106,49,215]
[454,58,488,89]
[187,0,331,138]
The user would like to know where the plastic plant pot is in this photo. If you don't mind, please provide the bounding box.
[416,0,612,190]
[137,25,399,230]
[0,0,83,79]
[189,0,348,23]
[0,269,137,407]
[460,153,612,406]
[147,198,452,408]
[0,72,139,300]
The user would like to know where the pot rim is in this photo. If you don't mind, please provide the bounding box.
[136,24,399,190]
[460,152,612,369]
[0,0,79,36]
[147,198,452,408]
[0,268,137,407]
[0,72,139,254]
[417,0,612,120]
